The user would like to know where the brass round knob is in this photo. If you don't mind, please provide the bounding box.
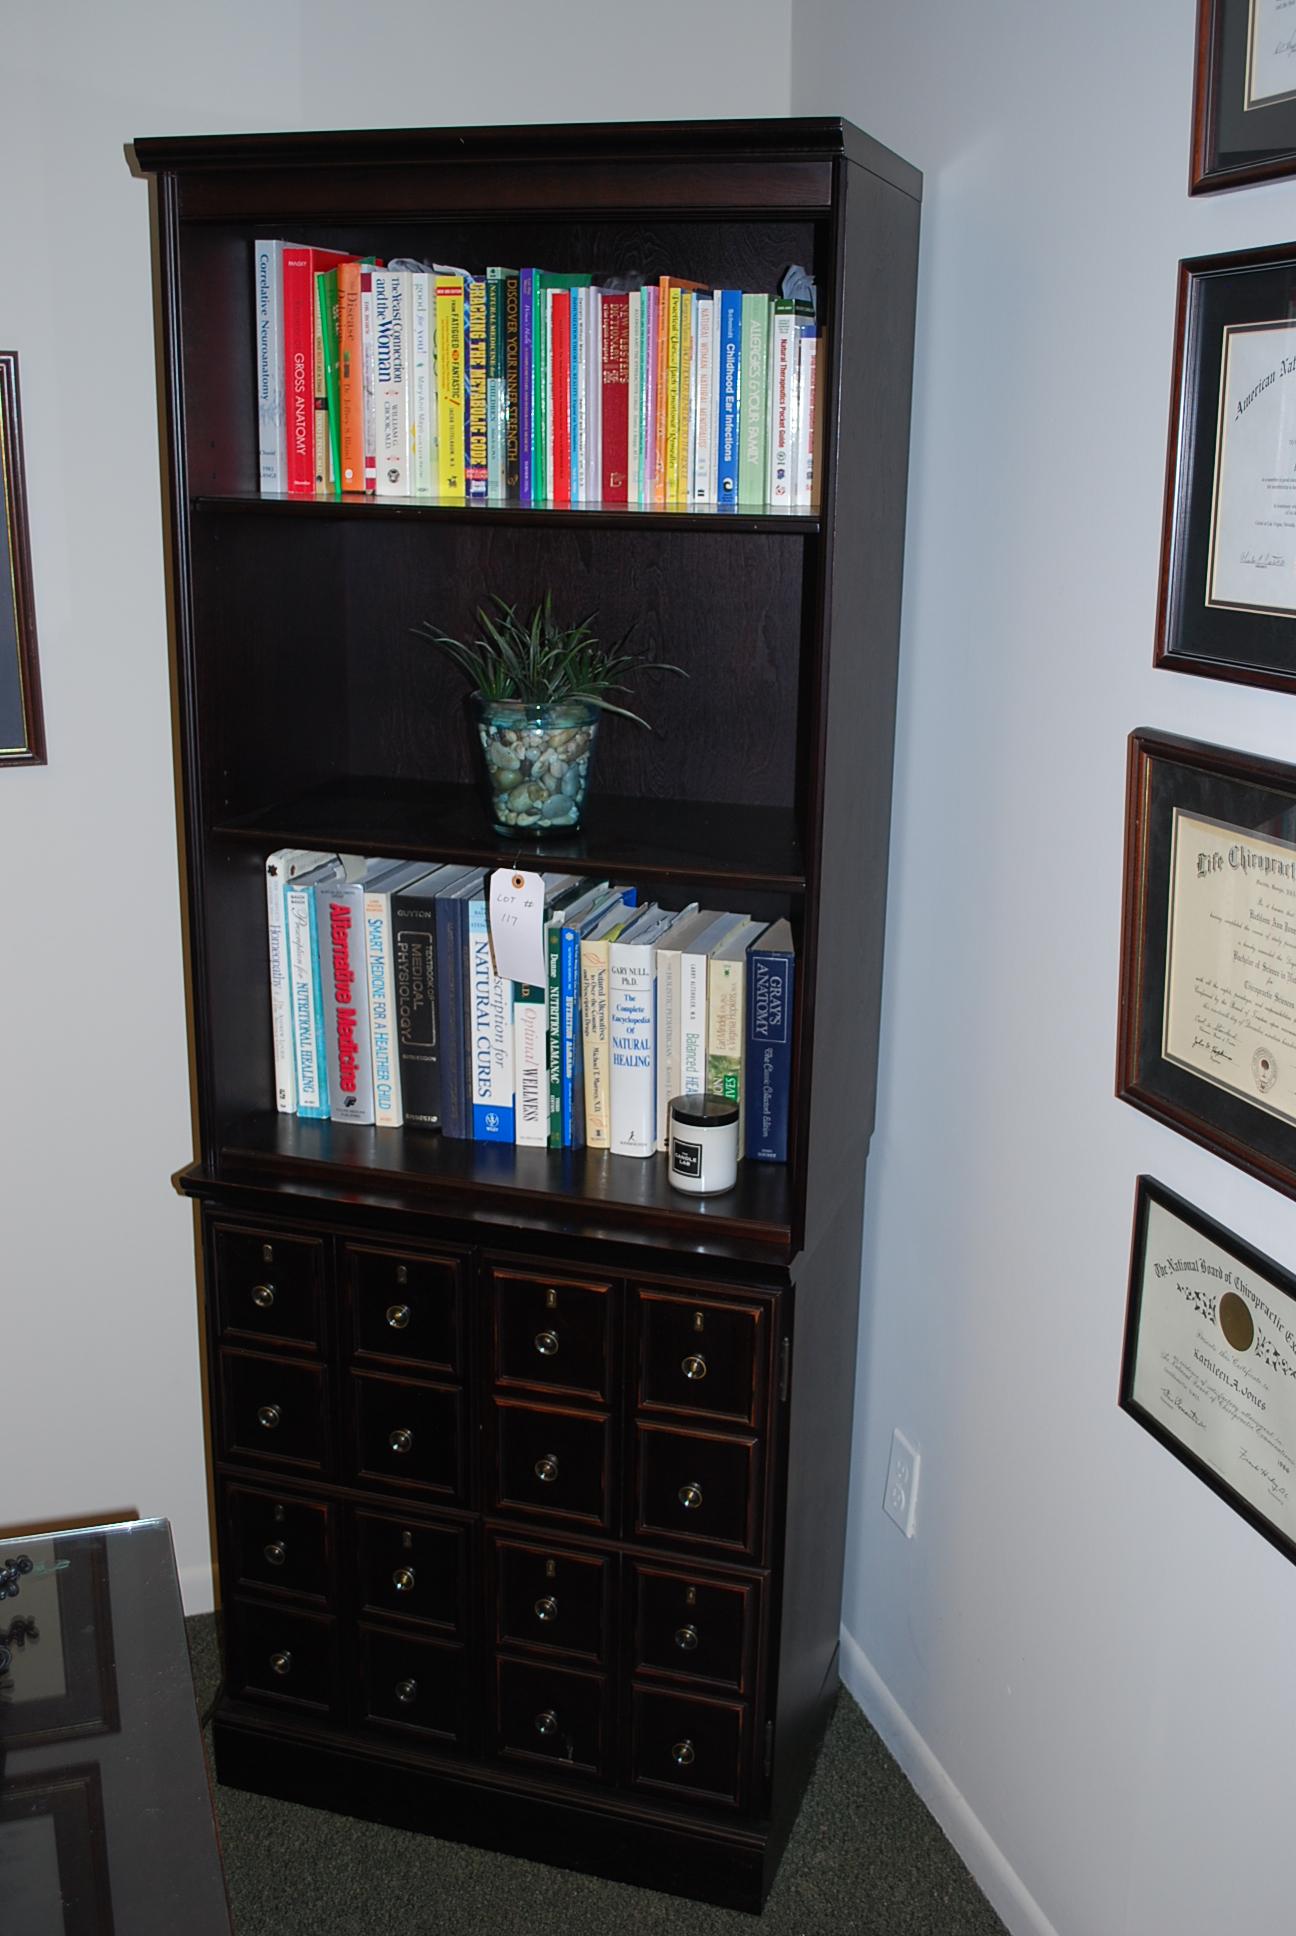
[269,1650,292,1677]
[534,1595,558,1623]
[257,1404,281,1431]
[252,1283,276,1309]
[392,1566,416,1593]
[388,1428,413,1455]
[534,1329,560,1356]
[395,1679,418,1705]
[535,1709,559,1737]
[678,1482,703,1511]
[263,1541,287,1567]
[672,1739,696,1767]
[386,1303,411,1330]
[675,1624,699,1652]
[534,1454,559,1484]
[682,1353,707,1381]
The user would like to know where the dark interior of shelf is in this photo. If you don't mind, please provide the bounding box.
[195,495,820,533]
[213,777,805,889]
[217,1112,793,1255]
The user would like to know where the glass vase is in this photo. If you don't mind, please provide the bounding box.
[472,696,600,835]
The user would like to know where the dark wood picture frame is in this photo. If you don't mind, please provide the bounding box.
[1155,243,1296,695]
[0,1763,115,1934]
[1118,729,1296,1201]
[0,1533,119,1750]
[1121,1175,1296,1567]
[0,352,45,766]
[1193,0,1296,190]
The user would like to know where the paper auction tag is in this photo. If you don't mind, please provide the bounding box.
[489,868,547,985]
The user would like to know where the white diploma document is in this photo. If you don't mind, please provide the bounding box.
[1207,318,1296,617]
[1164,808,1296,1126]
[1247,0,1296,109]
[1132,1196,1296,1544]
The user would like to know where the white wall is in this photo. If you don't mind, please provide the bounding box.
[0,1,791,1611]
[793,6,1296,1935]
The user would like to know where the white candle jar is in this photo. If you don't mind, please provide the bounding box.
[668,1094,740,1196]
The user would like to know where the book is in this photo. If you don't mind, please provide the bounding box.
[571,286,587,506]
[715,290,742,504]
[311,269,331,491]
[794,329,818,509]
[266,847,335,1112]
[608,904,677,1157]
[431,869,484,1137]
[504,269,521,497]
[283,245,350,495]
[548,879,611,1147]
[468,882,514,1141]
[738,293,770,508]
[745,919,795,1161]
[318,860,404,1125]
[316,268,343,496]
[434,274,466,498]
[409,270,436,497]
[364,859,440,1127]
[512,874,581,1146]
[706,918,768,1119]
[653,908,726,1152]
[285,854,355,1118]
[653,276,706,506]
[768,299,811,506]
[580,898,638,1149]
[466,274,488,499]
[679,912,750,1100]
[549,287,572,506]
[627,290,642,507]
[693,292,715,504]
[601,293,630,505]
[391,864,477,1131]
[337,259,365,492]
[560,883,628,1148]
[360,262,378,492]
[253,239,289,491]
[373,268,410,497]
[531,272,590,502]
[485,267,517,499]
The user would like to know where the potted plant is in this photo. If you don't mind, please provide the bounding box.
[412,593,684,834]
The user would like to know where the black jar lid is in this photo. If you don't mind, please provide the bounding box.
[669,1094,739,1129]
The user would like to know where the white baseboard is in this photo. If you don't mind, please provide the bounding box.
[177,1559,215,1616]
[838,1625,1062,1936]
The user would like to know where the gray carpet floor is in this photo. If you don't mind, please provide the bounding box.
[185,1615,1006,1936]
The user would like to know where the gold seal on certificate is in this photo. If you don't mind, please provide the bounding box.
[1123,1179,1296,1562]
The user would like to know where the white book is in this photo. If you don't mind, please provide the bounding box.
[469,891,514,1142]
[581,899,636,1150]
[608,905,676,1158]
[653,908,725,1152]
[254,240,287,492]
[267,847,334,1112]
[795,331,818,509]
[680,912,750,1101]
[627,290,642,508]
[286,856,352,1118]
[707,918,768,1121]
[364,859,438,1127]
[693,295,715,504]
[318,860,406,1126]
[373,268,410,497]
[512,872,580,1146]
[410,271,435,497]
[767,307,800,504]
[361,267,378,493]
[686,295,700,504]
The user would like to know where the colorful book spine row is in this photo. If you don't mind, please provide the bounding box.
[254,241,819,510]
[266,850,796,1163]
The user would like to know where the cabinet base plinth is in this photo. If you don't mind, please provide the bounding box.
[211,1710,772,1913]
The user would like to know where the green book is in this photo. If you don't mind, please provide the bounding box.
[317,268,343,497]
[532,272,590,502]
[738,293,770,508]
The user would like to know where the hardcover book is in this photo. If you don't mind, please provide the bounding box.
[267,847,335,1112]
[706,918,768,1120]
[745,918,796,1161]
[391,865,477,1132]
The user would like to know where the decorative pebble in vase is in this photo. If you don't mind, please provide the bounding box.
[473,697,599,834]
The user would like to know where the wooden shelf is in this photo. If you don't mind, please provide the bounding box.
[194,494,821,535]
[212,1112,794,1259]
[212,778,806,892]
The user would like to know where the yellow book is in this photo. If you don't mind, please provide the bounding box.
[666,287,683,506]
[434,275,465,499]
[677,291,694,507]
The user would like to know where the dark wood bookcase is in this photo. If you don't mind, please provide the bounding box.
[129,119,920,1912]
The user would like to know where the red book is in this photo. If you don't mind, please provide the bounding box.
[283,246,351,496]
[601,294,630,505]
[550,289,571,507]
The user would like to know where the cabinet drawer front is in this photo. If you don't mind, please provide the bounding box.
[631,1564,756,1693]
[630,1687,747,1810]
[358,1626,468,1746]
[635,1289,768,1426]
[495,1656,607,1780]
[347,1242,462,1374]
[635,1424,762,1559]
[213,1224,323,1352]
[490,1265,613,1403]
[493,1536,610,1664]
[224,1483,331,1603]
[226,1598,337,1714]
[350,1372,464,1502]
[220,1350,329,1473]
[492,1399,612,1532]
[355,1510,466,1631]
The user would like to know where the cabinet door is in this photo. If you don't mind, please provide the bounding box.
[491,1535,611,1665]
[346,1241,462,1375]
[489,1264,613,1404]
[634,1287,769,1427]
[354,1509,467,1632]
[491,1398,613,1533]
[220,1349,329,1474]
[358,1627,468,1748]
[226,1599,338,1716]
[223,1483,332,1604]
[634,1422,763,1560]
[629,1687,748,1810]
[494,1657,607,1781]
[348,1371,465,1502]
[213,1224,324,1353]
[630,1563,757,1694]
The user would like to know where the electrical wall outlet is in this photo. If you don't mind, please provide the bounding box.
[883,1427,920,1538]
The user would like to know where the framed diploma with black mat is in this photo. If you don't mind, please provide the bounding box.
[1122,1176,1296,1563]
[1192,0,1296,192]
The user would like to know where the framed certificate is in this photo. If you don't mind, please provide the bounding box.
[1122,1177,1296,1565]
[1155,246,1296,693]
[0,352,45,767]
[1193,0,1296,191]
[1119,731,1296,1200]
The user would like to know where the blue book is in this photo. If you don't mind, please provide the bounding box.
[433,871,484,1140]
[744,919,795,1161]
[468,887,514,1141]
[547,880,611,1147]
[388,863,473,1131]
[560,886,633,1148]
[284,855,351,1120]
[716,289,742,504]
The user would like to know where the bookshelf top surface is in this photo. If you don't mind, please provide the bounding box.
[130,117,921,201]
[195,495,821,536]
